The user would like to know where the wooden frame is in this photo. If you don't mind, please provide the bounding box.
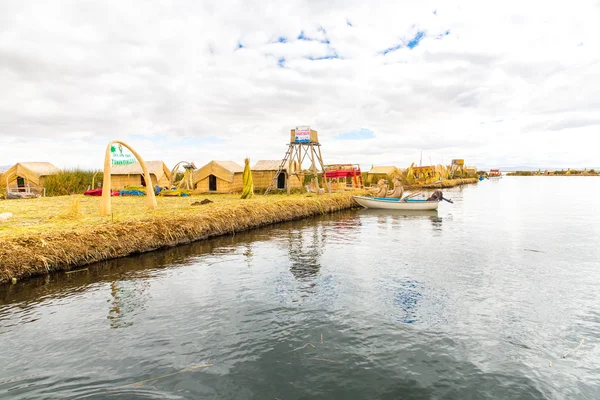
[100,140,157,216]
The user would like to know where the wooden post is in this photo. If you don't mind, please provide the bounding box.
[287,144,295,195]
[100,140,158,216]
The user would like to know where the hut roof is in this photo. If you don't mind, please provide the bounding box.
[110,161,171,181]
[368,166,399,175]
[194,160,243,183]
[252,160,287,171]
[3,162,60,186]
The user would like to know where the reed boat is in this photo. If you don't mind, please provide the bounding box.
[353,196,440,210]
[488,169,502,178]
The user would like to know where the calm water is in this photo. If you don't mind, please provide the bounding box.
[1,177,600,399]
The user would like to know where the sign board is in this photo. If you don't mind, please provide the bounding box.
[110,144,137,165]
[294,126,311,143]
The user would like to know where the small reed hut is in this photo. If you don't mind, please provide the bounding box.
[110,161,171,190]
[193,160,244,193]
[3,162,60,195]
[251,160,303,192]
[367,166,400,186]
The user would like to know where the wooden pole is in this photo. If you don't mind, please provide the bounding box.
[100,140,158,216]
[316,144,330,193]
[287,144,294,195]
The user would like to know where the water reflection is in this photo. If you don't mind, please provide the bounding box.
[288,225,325,283]
[358,208,443,232]
[393,279,423,324]
[107,279,151,329]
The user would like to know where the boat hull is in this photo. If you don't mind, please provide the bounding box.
[353,196,440,210]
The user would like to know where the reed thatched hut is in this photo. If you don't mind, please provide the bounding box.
[110,161,171,190]
[251,160,303,191]
[193,160,244,193]
[367,166,400,185]
[3,162,60,195]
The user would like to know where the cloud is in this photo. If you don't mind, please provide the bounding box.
[0,0,599,170]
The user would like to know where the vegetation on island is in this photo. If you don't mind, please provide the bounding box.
[362,163,478,188]
[506,169,599,176]
[42,169,103,196]
[0,193,360,284]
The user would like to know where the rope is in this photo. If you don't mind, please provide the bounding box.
[562,338,584,358]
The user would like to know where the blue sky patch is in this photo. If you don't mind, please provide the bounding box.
[237,42,244,49]
[380,31,426,55]
[334,128,375,140]
[298,28,331,44]
[298,31,309,40]
[307,51,340,61]
[433,9,437,15]
[407,31,425,49]
[347,19,353,27]
[380,43,403,55]
[436,30,450,39]
[277,36,287,43]
[277,57,286,67]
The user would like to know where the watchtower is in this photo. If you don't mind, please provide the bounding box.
[264,126,329,194]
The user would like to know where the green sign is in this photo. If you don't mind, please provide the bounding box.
[110,144,136,165]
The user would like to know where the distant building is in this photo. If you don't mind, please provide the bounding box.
[251,160,303,191]
[110,161,171,190]
[3,162,60,194]
[193,160,244,193]
[367,166,400,185]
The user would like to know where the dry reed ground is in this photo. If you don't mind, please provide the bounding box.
[0,193,361,284]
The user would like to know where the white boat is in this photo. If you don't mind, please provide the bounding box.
[353,196,440,210]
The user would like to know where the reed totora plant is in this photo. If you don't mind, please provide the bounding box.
[43,169,103,196]
[240,158,254,199]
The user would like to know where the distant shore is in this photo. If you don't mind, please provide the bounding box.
[506,171,599,177]
[405,178,478,189]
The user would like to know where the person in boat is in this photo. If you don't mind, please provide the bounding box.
[368,179,388,197]
[427,189,443,202]
[387,177,404,198]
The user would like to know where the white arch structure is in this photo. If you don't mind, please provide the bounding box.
[100,140,158,216]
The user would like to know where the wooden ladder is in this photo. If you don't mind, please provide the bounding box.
[264,145,292,195]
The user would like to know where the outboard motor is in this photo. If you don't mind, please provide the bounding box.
[427,189,443,202]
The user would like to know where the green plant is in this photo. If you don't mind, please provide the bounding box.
[42,169,103,196]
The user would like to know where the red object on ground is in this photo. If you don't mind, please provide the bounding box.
[84,189,120,196]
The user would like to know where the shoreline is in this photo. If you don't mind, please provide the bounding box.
[0,179,477,285]
[404,178,478,190]
[0,193,359,285]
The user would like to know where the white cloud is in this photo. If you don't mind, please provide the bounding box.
[1,0,599,171]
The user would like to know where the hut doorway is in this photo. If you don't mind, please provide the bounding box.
[209,174,217,191]
[276,172,286,190]
[16,177,25,192]
[140,175,147,187]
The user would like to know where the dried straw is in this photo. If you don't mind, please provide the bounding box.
[0,193,358,284]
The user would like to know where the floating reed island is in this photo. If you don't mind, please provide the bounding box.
[0,193,362,284]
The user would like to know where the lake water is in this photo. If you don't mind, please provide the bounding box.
[1,177,600,399]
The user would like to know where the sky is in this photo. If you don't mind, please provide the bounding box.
[1,0,599,171]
